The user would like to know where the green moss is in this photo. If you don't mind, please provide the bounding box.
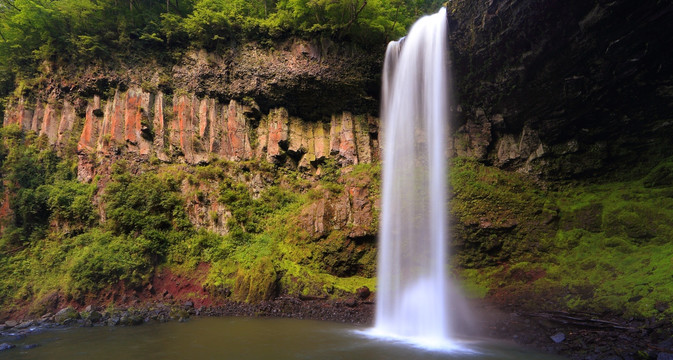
[233,257,278,302]
[643,157,673,188]
[459,267,501,299]
[450,157,555,267]
[277,259,376,298]
[455,157,673,319]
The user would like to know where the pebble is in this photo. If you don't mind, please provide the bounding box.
[550,332,565,343]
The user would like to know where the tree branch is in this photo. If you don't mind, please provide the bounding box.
[344,0,367,32]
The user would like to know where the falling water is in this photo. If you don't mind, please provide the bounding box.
[373,8,460,350]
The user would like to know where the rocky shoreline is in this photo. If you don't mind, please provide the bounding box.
[2,298,673,360]
[477,303,673,360]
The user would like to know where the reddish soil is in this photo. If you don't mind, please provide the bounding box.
[0,263,215,322]
[88,263,216,310]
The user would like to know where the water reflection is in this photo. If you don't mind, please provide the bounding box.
[0,317,562,360]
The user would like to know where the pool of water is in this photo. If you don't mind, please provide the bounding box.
[0,317,563,359]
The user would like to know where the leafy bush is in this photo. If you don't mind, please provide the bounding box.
[68,231,154,294]
[104,161,191,236]
[219,178,297,237]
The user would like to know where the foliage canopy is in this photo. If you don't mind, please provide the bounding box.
[0,0,443,95]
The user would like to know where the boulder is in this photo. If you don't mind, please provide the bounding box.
[3,320,17,328]
[15,320,34,329]
[356,286,371,300]
[81,310,103,323]
[107,315,121,326]
[54,306,80,324]
[120,314,144,326]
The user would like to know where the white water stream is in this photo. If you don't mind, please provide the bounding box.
[373,8,465,351]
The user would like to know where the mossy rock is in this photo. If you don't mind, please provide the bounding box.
[232,257,278,303]
[560,202,603,233]
[54,306,80,324]
[603,204,658,241]
[81,310,102,323]
[643,160,673,188]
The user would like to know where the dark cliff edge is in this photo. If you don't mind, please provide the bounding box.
[448,0,673,179]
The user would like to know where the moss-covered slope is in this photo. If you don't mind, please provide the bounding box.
[455,157,673,320]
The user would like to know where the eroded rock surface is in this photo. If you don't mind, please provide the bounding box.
[4,90,380,182]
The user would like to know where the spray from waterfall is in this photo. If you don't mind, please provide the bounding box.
[372,8,469,351]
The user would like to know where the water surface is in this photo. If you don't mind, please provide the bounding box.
[1,317,563,359]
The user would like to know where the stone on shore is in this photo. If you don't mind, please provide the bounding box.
[550,332,565,343]
[4,320,17,328]
[54,307,80,324]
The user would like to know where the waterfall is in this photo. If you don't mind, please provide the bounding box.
[373,8,462,350]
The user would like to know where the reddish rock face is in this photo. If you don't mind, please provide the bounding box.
[337,112,358,166]
[226,100,252,161]
[124,90,142,146]
[78,102,98,153]
[109,92,126,145]
[347,185,373,238]
[40,101,60,145]
[0,186,12,235]
[2,99,22,127]
[31,101,45,133]
[56,101,76,147]
[153,92,167,160]
[266,108,290,163]
[5,91,380,181]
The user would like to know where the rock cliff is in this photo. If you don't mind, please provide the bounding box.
[4,90,379,181]
[448,0,673,179]
[3,39,381,182]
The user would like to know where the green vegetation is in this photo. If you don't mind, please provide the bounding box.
[450,157,554,268]
[0,127,377,312]
[3,119,672,322]
[455,157,673,319]
[205,161,378,302]
[0,0,444,97]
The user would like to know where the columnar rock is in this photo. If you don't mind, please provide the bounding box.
[40,101,60,144]
[4,91,380,181]
[153,92,169,162]
[226,100,253,161]
[78,96,101,153]
[264,108,290,163]
[330,112,358,166]
[30,100,44,133]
